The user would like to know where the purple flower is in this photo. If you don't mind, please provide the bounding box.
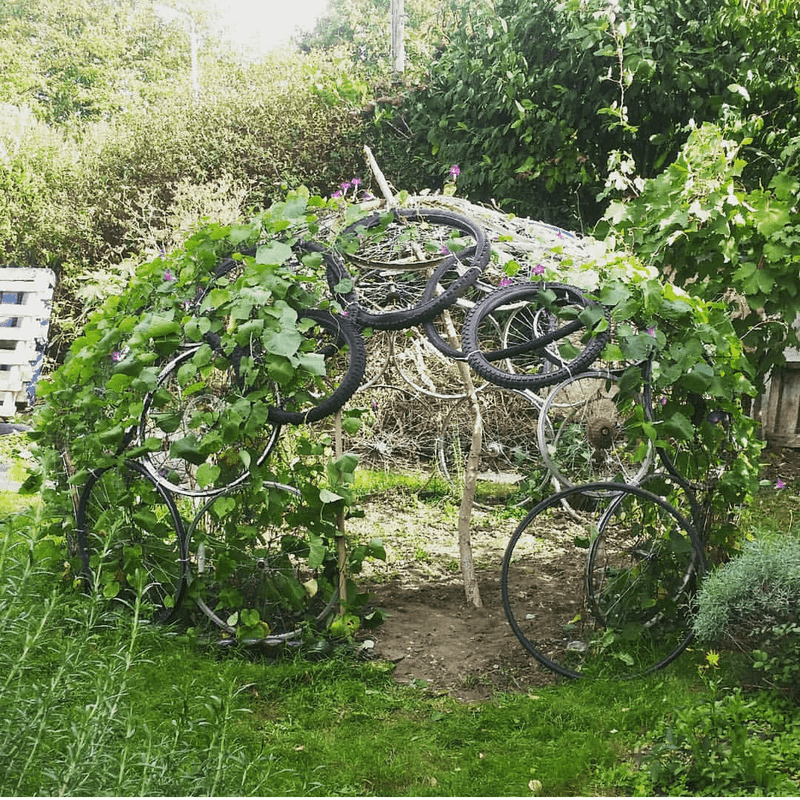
[111,351,122,362]
[499,276,513,287]
[647,326,656,337]
[351,177,362,187]
[776,478,786,490]
[531,264,545,276]
[164,269,175,281]
[331,190,343,199]
[449,164,461,178]
[340,181,351,191]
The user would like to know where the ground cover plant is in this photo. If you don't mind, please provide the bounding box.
[2,469,800,797]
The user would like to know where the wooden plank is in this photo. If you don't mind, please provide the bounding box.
[763,366,800,448]
[0,300,52,317]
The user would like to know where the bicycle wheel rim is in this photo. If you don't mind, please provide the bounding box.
[139,345,282,497]
[537,371,655,490]
[184,482,340,640]
[76,459,188,623]
[501,481,705,679]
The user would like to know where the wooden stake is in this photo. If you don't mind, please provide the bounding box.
[363,145,396,206]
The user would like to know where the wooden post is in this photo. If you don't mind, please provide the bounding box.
[333,409,348,614]
[391,0,405,80]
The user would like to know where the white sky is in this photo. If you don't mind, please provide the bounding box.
[211,0,330,53]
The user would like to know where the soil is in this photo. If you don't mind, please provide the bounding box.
[349,489,568,702]
[351,446,800,702]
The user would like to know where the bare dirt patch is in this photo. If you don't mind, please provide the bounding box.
[350,447,800,701]
[348,490,563,701]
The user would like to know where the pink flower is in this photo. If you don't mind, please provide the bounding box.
[111,351,122,362]
[351,177,362,187]
[340,181,351,191]
[449,164,461,178]
[776,478,786,490]
[647,326,656,337]
[499,276,513,287]
[164,269,175,281]
[331,190,343,199]
[531,264,545,276]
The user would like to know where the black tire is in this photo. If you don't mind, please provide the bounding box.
[139,345,283,497]
[501,482,705,679]
[462,282,611,390]
[421,250,496,360]
[184,482,339,641]
[76,459,188,623]
[329,208,491,330]
[265,308,367,425]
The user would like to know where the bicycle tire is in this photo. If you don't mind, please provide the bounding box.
[266,308,367,424]
[184,482,339,641]
[329,208,491,330]
[421,250,496,360]
[537,370,655,489]
[462,282,611,390]
[76,459,188,623]
[501,481,705,679]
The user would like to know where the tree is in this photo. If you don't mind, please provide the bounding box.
[0,0,195,123]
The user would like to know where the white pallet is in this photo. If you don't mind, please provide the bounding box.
[0,268,55,417]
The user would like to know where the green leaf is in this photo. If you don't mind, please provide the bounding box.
[307,535,327,569]
[195,462,221,488]
[368,538,387,561]
[169,435,207,466]
[256,241,293,266]
[263,328,302,358]
[103,580,120,599]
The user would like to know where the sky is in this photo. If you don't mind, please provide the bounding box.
[211,0,330,53]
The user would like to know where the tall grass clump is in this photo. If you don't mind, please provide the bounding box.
[0,502,299,795]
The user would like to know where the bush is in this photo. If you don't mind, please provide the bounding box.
[693,536,800,692]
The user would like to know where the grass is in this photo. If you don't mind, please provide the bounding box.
[2,478,800,796]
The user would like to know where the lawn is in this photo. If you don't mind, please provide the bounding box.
[1,479,799,796]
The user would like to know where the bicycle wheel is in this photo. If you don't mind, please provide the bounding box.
[185,482,339,641]
[342,383,440,472]
[391,327,484,400]
[266,308,367,424]
[76,459,188,623]
[330,208,491,330]
[463,282,611,390]
[538,371,655,489]
[139,345,282,497]
[501,482,705,679]
[437,387,549,495]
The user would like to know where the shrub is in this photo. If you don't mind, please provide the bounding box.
[693,536,800,692]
